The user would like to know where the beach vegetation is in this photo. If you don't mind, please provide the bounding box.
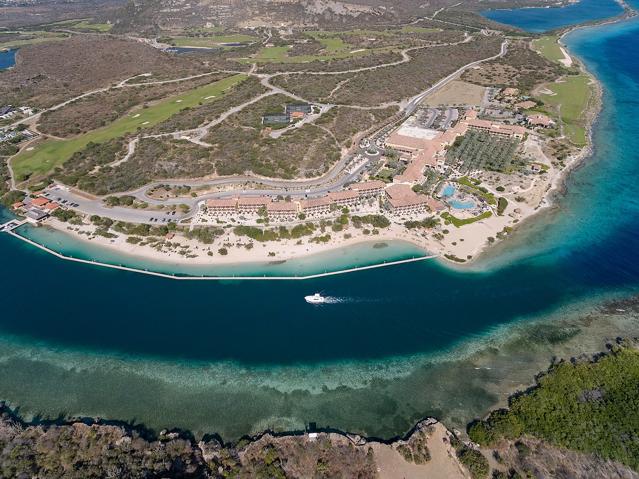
[497,197,508,216]
[442,211,492,228]
[452,439,489,479]
[51,208,79,223]
[404,217,439,229]
[351,215,390,229]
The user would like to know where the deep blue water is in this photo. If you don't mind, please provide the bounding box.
[0,2,639,438]
[0,49,17,70]
[483,0,623,32]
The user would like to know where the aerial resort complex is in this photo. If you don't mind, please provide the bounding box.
[1,66,586,267]
[2,0,639,476]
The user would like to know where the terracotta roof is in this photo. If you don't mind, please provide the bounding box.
[238,197,271,206]
[43,201,60,210]
[351,180,385,192]
[267,201,297,212]
[301,197,332,209]
[385,184,428,208]
[467,119,526,136]
[11,202,23,209]
[328,190,358,201]
[206,198,237,208]
[385,132,427,151]
[527,114,554,126]
[31,197,50,207]
[516,100,537,110]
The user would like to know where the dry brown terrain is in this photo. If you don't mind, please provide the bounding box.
[0,35,211,107]
[461,39,565,92]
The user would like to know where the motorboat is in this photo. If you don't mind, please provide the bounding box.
[305,293,327,304]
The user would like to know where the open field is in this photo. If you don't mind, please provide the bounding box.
[11,74,246,181]
[422,80,486,106]
[539,74,592,146]
[532,35,564,63]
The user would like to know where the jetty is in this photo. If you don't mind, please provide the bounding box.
[0,219,26,232]
[4,229,439,281]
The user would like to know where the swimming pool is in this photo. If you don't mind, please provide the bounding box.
[441,184,476,210]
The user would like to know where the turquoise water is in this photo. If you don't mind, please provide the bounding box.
[0,48,17,70]
[441,184,476,209]
[483,0,623,32]
[1,6,639,440]
[15,222,426,277]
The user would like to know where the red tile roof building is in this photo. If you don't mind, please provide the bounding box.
[384,184,429,215]
[237,197,270,213]
[206,198,237,214]
[351,180,385,197]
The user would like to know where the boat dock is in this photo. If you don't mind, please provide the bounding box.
[0,219,26,232]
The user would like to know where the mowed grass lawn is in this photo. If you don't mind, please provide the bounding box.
[533,35,564,63]
[12,74,247,180]
[540,74,592,146]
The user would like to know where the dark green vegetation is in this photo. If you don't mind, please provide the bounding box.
[351,215,391,229]
[233,223,317,242]
[461,39,565,92]
[452,436,490,479]
[442,211,492,227]
[446,131,522,174]
[497,197,508,216]
[404,217,440,229]
[469,344,639,471]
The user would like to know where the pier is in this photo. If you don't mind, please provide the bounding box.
[0,219,26,232]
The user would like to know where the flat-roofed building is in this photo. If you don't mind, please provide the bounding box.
[328,190,359,208]
[384,132,426,155]
[384,184,429,216]
[301,197,332,216]
[237,196,271,214]
[206,198,237,215]
[351,180,385,198]
[25,208,49,224]
[267,201,298,221]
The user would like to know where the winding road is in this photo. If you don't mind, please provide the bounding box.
[10,35,509,225]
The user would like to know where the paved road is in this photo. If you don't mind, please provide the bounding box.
[20,38,508,225]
